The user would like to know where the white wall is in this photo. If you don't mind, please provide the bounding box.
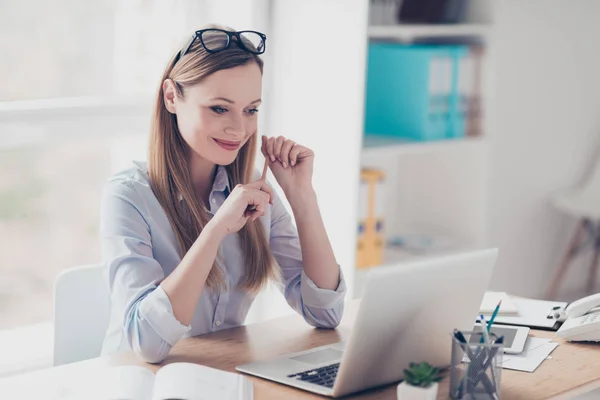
[266,0,368,297]
[246,0,369,322]
[488,1,600,300]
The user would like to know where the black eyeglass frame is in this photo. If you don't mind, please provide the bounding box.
[176,28,267,62]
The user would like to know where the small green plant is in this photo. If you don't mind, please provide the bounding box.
[403,362,443,388]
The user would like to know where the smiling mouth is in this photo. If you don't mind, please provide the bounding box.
[213,138,241,151]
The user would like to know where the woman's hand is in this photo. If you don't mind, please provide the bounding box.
[207,179,274,237]
[261,135,314,195]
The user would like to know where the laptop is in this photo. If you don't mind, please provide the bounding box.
[236,248,498,398]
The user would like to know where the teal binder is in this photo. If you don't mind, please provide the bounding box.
[364,43,468,142]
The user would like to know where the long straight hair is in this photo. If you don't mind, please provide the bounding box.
[148,25,279,293]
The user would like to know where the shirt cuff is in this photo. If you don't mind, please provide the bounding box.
[300,265,346,309]
[138,286,191,346]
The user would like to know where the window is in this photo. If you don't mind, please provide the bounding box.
[0,0,265,374]
[0,0,233,101]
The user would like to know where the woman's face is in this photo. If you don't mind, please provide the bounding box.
[164,62,262,166]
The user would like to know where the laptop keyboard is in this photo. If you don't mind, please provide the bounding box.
[287,362,340,388]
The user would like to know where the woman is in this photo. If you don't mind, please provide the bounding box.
[99,25,346,364]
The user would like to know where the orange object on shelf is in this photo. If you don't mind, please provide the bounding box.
[356,168,385,269]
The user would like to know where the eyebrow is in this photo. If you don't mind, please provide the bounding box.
[210,97,261,105]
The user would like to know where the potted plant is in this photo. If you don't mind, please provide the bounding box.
[397,362,443,400]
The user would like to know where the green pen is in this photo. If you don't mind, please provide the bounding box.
[487,300,502,332]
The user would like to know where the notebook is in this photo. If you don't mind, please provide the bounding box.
[480,291,520,315]
[105,362,253,400]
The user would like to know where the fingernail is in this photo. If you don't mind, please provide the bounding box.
[291,160,296,166]
[282,162,287,168]
[270,155,275,162]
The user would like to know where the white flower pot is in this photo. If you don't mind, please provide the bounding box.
[397,381,438,400]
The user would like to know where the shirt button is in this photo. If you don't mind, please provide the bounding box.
[211,198,217,204]
[215,321,222,327]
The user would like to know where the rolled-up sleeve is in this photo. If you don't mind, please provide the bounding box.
[268,189,346,329]
[100,180,190,363]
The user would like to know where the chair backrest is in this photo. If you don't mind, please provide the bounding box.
[581,151,600,199]
[53,264,110,366]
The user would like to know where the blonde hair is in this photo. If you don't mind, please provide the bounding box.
[148,24,278,293]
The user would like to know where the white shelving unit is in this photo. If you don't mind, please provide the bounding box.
[354,3,495,298]
[265,0,493,302]
[361,134,486,162]
[368,24,490,42]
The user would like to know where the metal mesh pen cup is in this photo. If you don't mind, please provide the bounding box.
[450,330,503,400]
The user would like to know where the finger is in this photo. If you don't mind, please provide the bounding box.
[247,180,274,204]
[273,136,285,164]
[296,145,314,162]
[245,200,264,215]
[289,144,302,167]
[255,188,271,207]
[241,184,261,212]
[245,187,271,208]
[248,190,269,220]
[259,182,274,205]
[280,139,295,168]
[266,137,276,162]
[248,204,263,221]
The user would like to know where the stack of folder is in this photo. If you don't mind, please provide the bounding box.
[363,42,483,142]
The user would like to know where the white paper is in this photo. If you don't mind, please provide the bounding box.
[493,298,567,329]
[152,362,253,400]
[105,365,156,400]
[501,337,559,372]
[480,292,519,315]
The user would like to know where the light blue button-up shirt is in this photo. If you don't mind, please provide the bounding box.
[99,161,346,363]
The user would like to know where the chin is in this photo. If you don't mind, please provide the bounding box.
[213,153,239,166]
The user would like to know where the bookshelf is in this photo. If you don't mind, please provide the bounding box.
[361,134,486,162]
[368,24,490,42]
[264,0,494,302]
[354,2,494,297]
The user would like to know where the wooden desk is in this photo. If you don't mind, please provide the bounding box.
[2,300,600,399]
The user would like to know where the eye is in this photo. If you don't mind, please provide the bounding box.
[246,108,259,116]
[211,106,228,114]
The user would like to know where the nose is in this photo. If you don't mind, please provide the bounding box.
[224,113,245,137]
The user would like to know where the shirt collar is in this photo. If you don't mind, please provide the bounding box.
[212,164,231,193]
[177,164,230,201]
[131,160,230,201]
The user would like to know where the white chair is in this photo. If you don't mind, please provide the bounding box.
[53,264,110,366]
[547,156,600,299]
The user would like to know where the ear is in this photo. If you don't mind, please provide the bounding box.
[162,79,179,114]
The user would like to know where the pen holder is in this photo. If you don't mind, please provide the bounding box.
[450,331,503,400]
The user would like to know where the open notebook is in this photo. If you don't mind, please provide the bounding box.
[105,362,253,400]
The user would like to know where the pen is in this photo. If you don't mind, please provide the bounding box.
[487,300,502,332]
[247,157,270,212]
[479,315,500,399]
[473,336,504,387]
[479,314,491,345]
[472,336,504,397]
[260,156,269,180]
[453,330,497,399]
